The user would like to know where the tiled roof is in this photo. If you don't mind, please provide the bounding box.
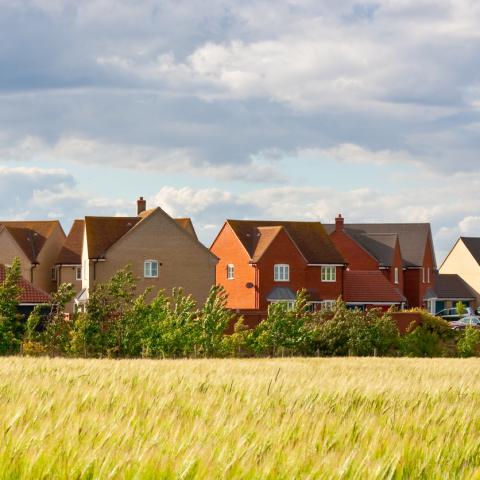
[343,270,406,303]
[266,287,297,301]
[325,223,433,268]
[85,208,199,259]
[0,264,51,304]
[56,220,84,265]
[350,233,398,267]
[227,220,345,265]
[424,273,476,300]
[0,220,61,263]
[460,237,480,265]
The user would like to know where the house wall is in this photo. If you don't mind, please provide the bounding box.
[93,210,217,305]
[419,238,435,307]
[330,229,379,269]
[440,240,480,304]
[306,266,344,302]
[35,224,66,293]
[256,229,308,311]
[0,229,31,281]
[58,265,82,312]
[210,223,257,309]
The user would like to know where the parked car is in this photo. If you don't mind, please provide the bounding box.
[436,308,467,321]
[450,316,480,330]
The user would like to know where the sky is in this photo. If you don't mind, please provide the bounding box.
[1,0,480,261]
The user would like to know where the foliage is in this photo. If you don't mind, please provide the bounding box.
[400,310,454,357]
[456,301,466,316]
[457,326,480,358]
[0,258,23,354]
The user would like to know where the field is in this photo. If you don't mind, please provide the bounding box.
[2,359,480,479]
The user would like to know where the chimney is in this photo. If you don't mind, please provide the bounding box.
[335,213,344,232]
[137,196,146,215]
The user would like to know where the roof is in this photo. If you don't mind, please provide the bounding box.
[343,270,406,304]
[325,223,434,268]
[227,220,345,264]
[0,264,51,304]
[424,273,476,300]
[0,220,61,263]
[350,233,398,267]
[460,237,480,265]
[85,208,201,259]
[266,287,297,301]
[56,220,84,265]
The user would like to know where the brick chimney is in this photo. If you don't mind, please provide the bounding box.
[335,214,344,232]
[137,196,146,215]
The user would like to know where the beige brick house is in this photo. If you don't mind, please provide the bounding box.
[0,220,65,293]
[77,198,218,307]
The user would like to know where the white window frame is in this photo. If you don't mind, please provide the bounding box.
[274,264,290,282]
[75,266,82,281]
[321,300,336,310]
[144,260,159,278]
[321,266,336,282]
[394,267,399,285]
[271,300,295,310]
[51,266,57,281]
[226,264,235,280]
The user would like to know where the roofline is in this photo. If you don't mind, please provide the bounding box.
[439,237,464,270]
[345,301,404,305]
[255,226,309,264]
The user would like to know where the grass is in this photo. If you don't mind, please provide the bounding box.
[2,358,480,479]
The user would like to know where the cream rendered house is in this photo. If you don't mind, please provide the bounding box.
[440,237,480,305]
[0,220,65,293]
[77,198,218,306]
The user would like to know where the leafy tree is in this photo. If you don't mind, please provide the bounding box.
[456,301,466,316]
[0,258,23,354]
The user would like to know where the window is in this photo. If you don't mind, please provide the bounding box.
[51,267,57,281]
[321,266,336,282]
[321,300,336,311]
[227,264,235,280]
[427,267,430,284]
[394,267,399,285]
[270,300,295,311]
[75,266,82,281]
[144,260,159,278]
[422,267,430,284]
[274,264,290,282]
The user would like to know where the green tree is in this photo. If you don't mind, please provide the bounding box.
[457,326,480,357]
[456,301,466,316]
[0,258,23,354]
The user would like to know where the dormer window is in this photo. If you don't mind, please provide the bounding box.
[144,260,159,278]
[274,264,290,282]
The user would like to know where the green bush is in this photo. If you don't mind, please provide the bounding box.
[457,326,480,358]
[400,311,454,357]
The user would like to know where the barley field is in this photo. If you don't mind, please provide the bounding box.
[1,358,480,479]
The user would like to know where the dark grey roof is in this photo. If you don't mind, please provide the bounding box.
[266,287,297,301]
[350,233,398,266]
[424,273,476,300]
[325,223,434,268]
[461,237,480,265]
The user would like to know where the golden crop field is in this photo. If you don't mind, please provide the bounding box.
[1,358,480,479]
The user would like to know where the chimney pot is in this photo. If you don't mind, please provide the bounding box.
[137,196,147,215]
[335,213,344,232]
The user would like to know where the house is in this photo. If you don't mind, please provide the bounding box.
[324,215,436,308]
[77,198,218,306]
[0,220,65,293]
[424,272,476,315]
[210,220,345,324]
[439,237,480,306]
[55,219,84,312]
[0,264,51,316]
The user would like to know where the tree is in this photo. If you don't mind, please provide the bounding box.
[0,258,23,354]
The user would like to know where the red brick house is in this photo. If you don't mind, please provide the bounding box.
[210,220,345,323]
[325,215,436,309]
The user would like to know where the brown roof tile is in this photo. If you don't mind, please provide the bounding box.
[227,220,345,264]
[0,220,61,263]
[344,270,405,303]
[0,264,51,304]
[56,220,85,265]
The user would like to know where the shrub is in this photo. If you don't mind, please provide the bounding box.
[457,326,480,358]
[400,310,454,357]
